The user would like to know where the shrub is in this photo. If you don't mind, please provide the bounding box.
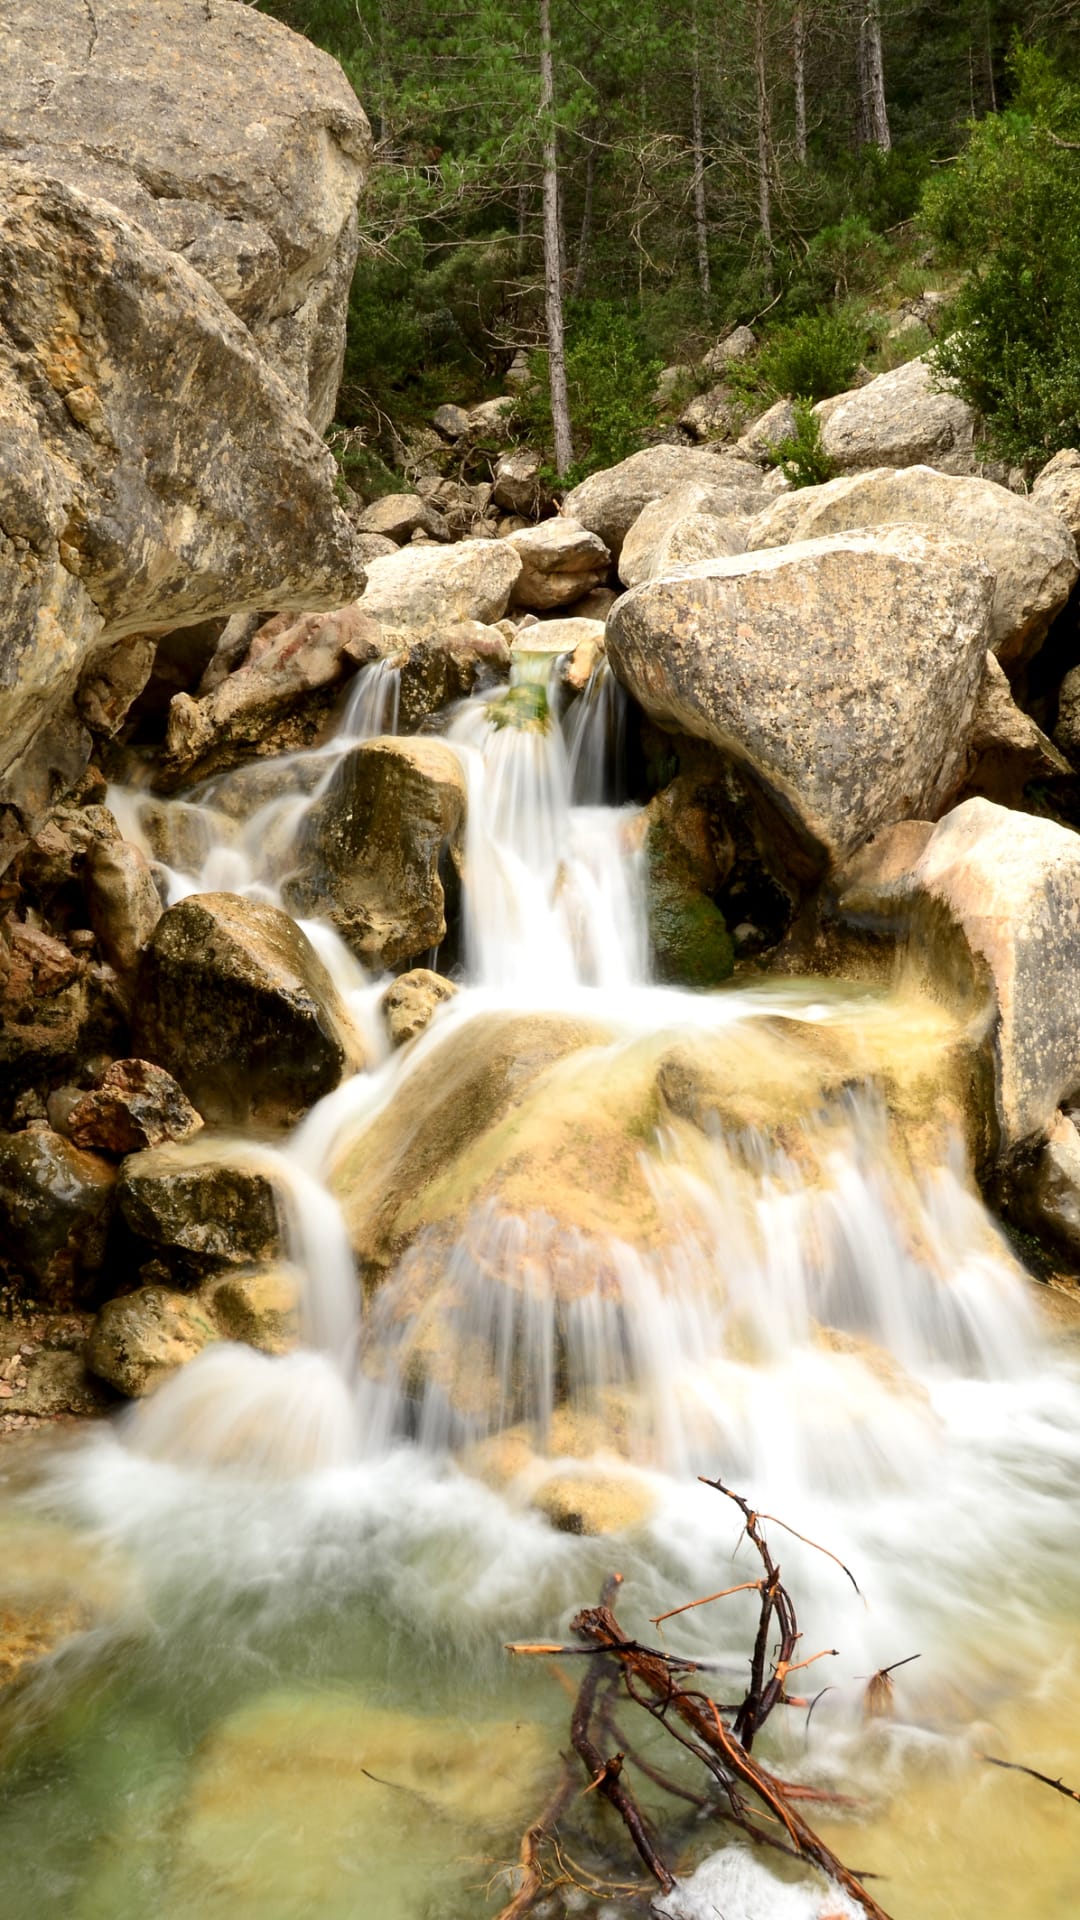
[756,310,868,403]
[922,44,1080,468]
[766,400,836,490]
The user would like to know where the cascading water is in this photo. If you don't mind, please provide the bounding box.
[3,640,1080,1920]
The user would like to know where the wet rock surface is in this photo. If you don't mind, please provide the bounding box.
[133,894,364,1127]
[0,1128,115,1303]
[117,1144,283,1279]
[64,1059,203,1158]
[87,1284,220,1397]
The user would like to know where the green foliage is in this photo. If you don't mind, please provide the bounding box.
[757,309,869,403]
[804,217,887,301]
[766,400,836,490]
[923,44,1080,467]
[518,303,661,485]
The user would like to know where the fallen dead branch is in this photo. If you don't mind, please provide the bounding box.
[979,1751,1080,1805]
[504,1479,897,1920]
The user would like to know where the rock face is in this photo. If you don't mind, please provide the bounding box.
[815,357,977,474]
[359,540,522,638]
[0,166,364,863]
[1031,447,1080,543]
[1011,1112,1080,1259]
[837,798,1080,1154]
[747,466,1078,666]
[284,739,467,970]
[641,777,735,987]
[0,0,371,430]
[132,894,364,1127]
[87,1285,219,1397]
[607,528,995,870]
[562,448,763,556]
[506,520,611,610]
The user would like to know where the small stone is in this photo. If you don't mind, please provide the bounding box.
[87,1286,219,1397]
[65,1059,204,1156]
[380,969,458,1048]
[432,403,471,440]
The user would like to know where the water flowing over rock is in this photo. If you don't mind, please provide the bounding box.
[836,797,1080,1154]
[0,166,364,863]
[358,539,522,638]
[132,894,364,1127]
[562,447,765,555]
[0,0,371,430]
[284,738,467,969]
[747,465,1078,665]
[607,527,995,871]
[815,356,978,474]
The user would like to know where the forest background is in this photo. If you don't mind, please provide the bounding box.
[256,0,1080,484]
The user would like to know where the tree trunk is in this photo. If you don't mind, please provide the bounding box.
[572,139,596,300]
[754,0,773,290]
[793,4,807,164]
[540,0,573,476]
[691,15,711,300]
[857,1,891,152]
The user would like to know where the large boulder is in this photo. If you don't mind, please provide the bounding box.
[359,540,522,639]
[506,520,611,610]
[619,481,751,588]
[0,0,371,430]
[1031,448,1080,545]
[117,1143,284,1279]
[562,447,763,556]
[747,466,1078,666]
[0,1127,115,1301]
[814,357,977,475]
[0,166,363,862]
[607,528,995,872]
[284,738,468,970]
[132,894,364,1126]
[835,798,1080,1155]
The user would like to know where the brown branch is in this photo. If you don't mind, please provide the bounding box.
[651,1581,762,1629]
[570,1647,676,1894]
[980,1752,1080,1805]
[492,1761,578,1920]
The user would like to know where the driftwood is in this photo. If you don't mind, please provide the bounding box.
[503,1478,894,1920]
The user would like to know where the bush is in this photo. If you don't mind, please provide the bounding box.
[922,44,1080,468]
[518,302,662,484]
[766,400,836,490]
[756,309,868,403]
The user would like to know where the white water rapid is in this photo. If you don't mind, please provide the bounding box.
[3,644,1080,1920]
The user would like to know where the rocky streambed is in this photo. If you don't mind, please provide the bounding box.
[4,3,1080,1918]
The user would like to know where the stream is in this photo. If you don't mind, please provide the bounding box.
[1,648,1079,1919]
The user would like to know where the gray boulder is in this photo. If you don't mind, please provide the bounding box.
[748,466,1078,666]
[619,481,751,588]
[814,357,977,475]
[563,447,764,556]
[606,527,995,871]
[506,520,611,610]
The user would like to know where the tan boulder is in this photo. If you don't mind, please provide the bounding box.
[359,539,521,637]
[815,356,977,474]
[380,969,458,1048]
[506,518,610,609]
[202,1265,302,1355]
[562,446,764,556]
[1031,447,1080,544]
[87,1285,219,1397]
[619,480,751,588]
[962,653,1069,803]
[607,527,995,871]
[355,493,449,543]
[747,465,1078,665]
[283,737,467,970]
[117,1143,284,1277]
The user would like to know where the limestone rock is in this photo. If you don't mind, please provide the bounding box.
[963,653,1069,805]
[285,738,467,970]
[815,357,977,475]
[506,519,611,609]
[6,1346,113,1418]
[380,969,458,1048]
[607,528,995,871]
[492,450,550,516]
[133,894,363,1127]
[202,1266,301,1354]
[161,605,384,783]
[748,465,1078,665]
[396,623,511,731]
[702,325,756,375]
[735,397,798,464]
[563,447,764,557]
[75,635,156,737]
[65,1059,203,1157]
[0,165,363,861]
[467,396,516,435]
[0,1128,115,1301]
[619,481,752,588]
[836,798,1080,1153]
[1031,448,1080,545]
[355,494,450,543]
[0,0,371,429]
[353,532,400,566]
[118,1144,283,1276]
[432,403,471,440]
[360,540,522,638]
[87,1285,219,1397]
[679,383,739,440]
[84,838,163,976]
